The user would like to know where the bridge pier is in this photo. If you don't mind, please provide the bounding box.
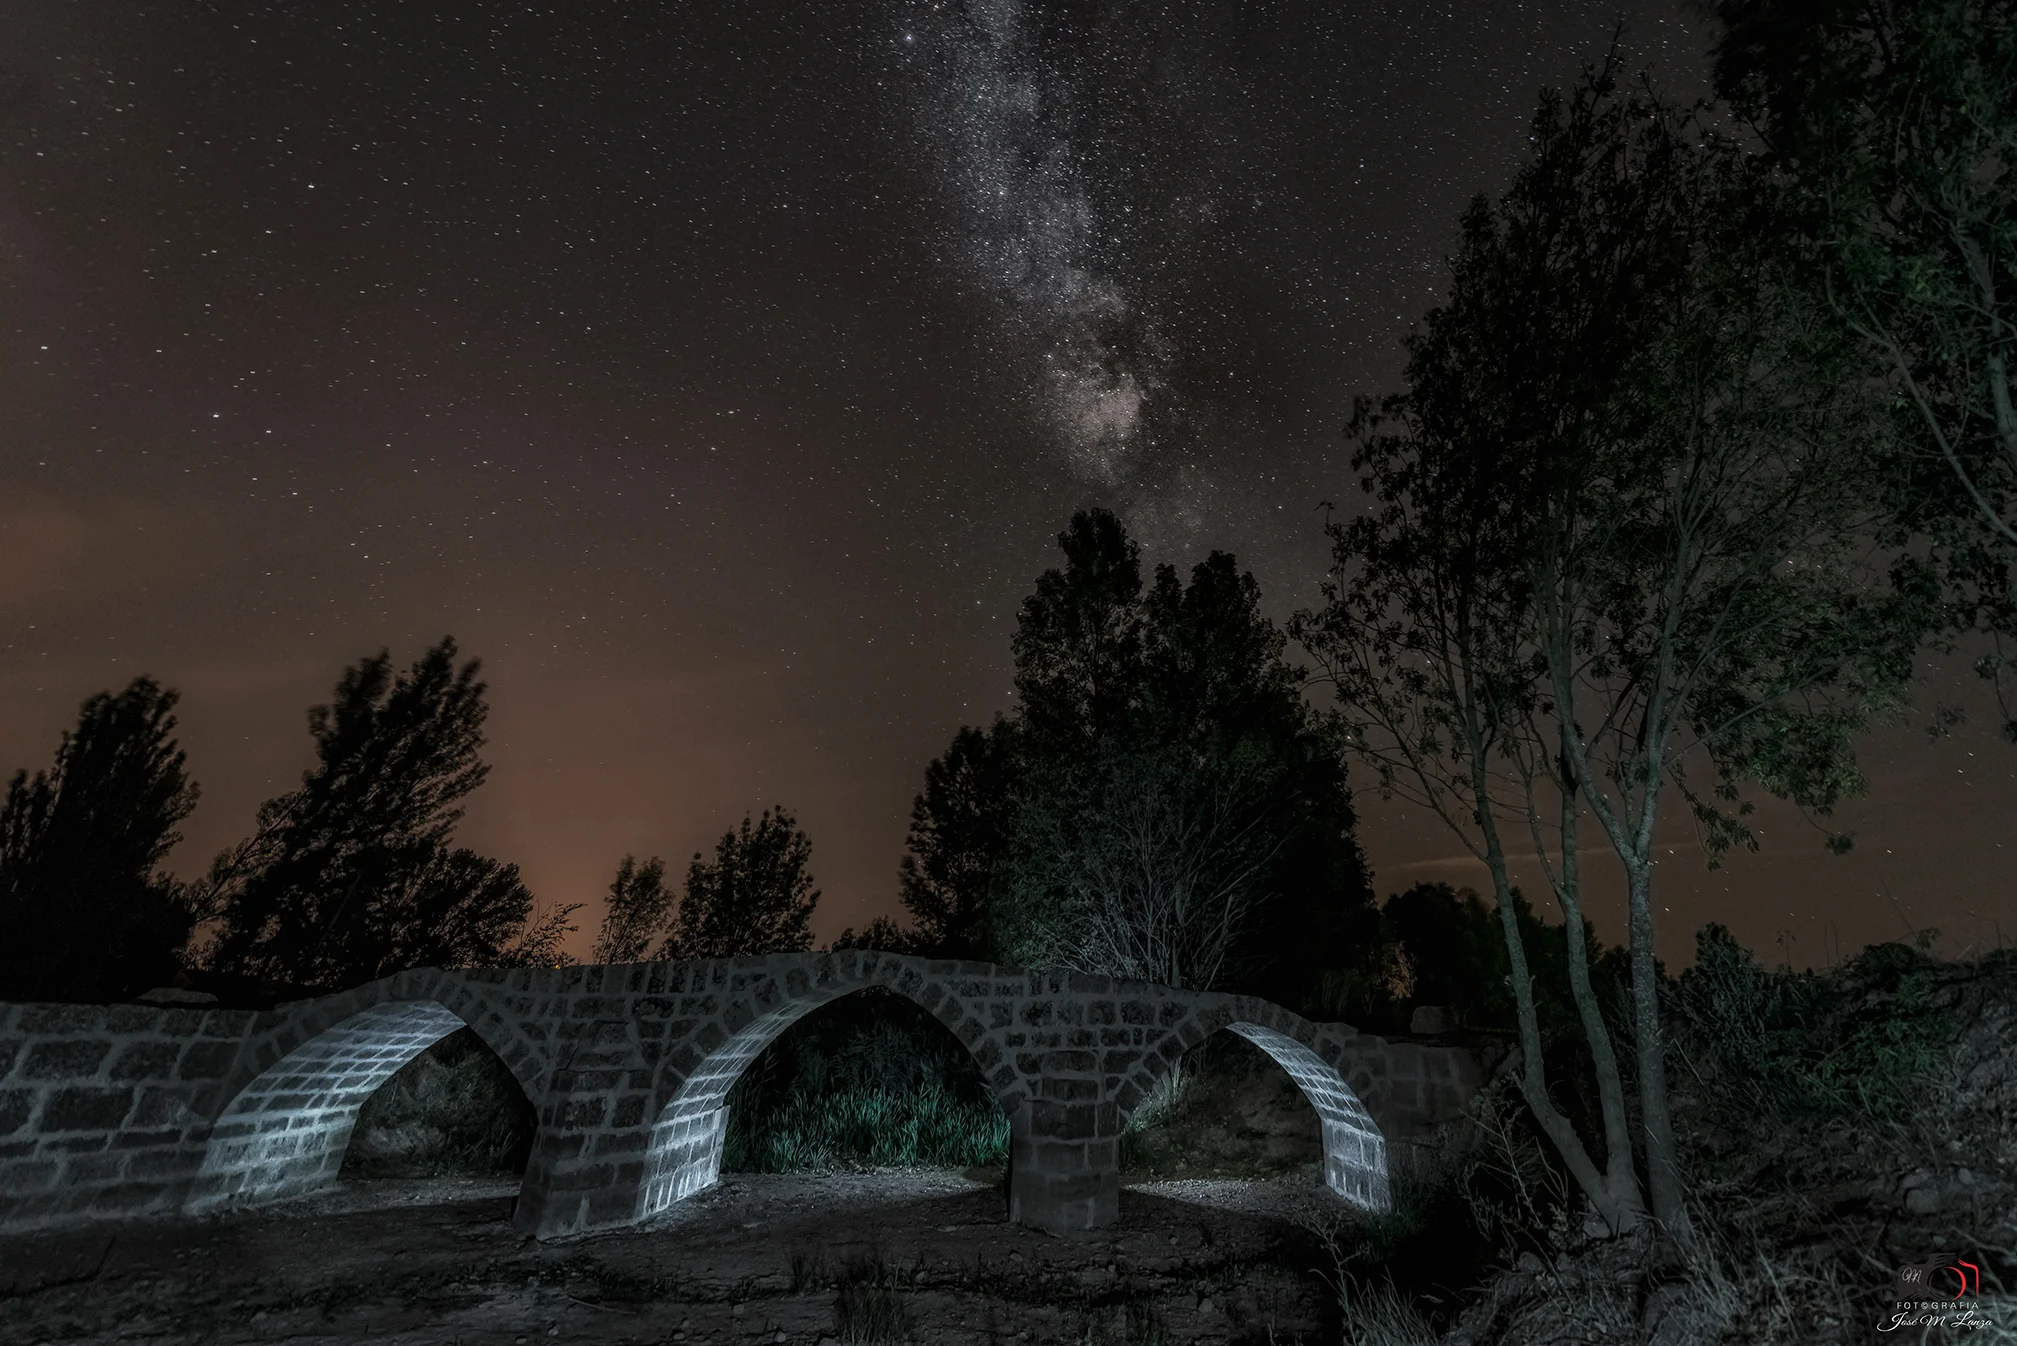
[1007,1097,1122,1233]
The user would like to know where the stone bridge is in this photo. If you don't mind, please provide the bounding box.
[0,953,1484,1240]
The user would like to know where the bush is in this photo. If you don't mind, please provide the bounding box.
[1669,924,1953,1124]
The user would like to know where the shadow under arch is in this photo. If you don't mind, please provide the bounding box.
[185,993,539,1216]
[1125,1011,1391,1215]
[639,972,1013,1222]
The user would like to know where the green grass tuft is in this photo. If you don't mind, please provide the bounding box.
[725,1082,1008,1172]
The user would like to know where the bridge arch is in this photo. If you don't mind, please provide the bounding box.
[184,971,542,1215]
[637,955,1013,1221]
[1119,1000,1391,1214]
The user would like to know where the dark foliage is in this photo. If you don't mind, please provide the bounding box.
[899,509,1376,1001]
[1715,0,2017,735]
[201,638,575,990]
[722,988,1005,1172]
[1670,923,1955,1125]
[0,678,200,1002]
[592,854,673,964]
[664,807,819,959]
[895,722,1016,959]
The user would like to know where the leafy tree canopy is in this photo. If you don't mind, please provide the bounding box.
[1715,0,2017,731]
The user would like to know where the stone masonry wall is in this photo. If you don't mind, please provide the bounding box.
[0,1001,260,1229]
[1,953,1485,1241]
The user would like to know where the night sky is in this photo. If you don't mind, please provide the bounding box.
[3,1,2010,967]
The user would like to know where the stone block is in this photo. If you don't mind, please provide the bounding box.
[102,1006,167,1035]
[593,1129,649,1157]
[44,1086,135,1131]
[0,1158,61,1194]
[18,1005,103,1035]
[48,1132,111,1153]
[22,1040,112,1080]
[109,1042,183,1082]
[0,1089,34,1136]
[63,1152,128,1184]
[555,1096,608,1129]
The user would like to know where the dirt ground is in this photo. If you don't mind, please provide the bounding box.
[0,1169,1360,1346]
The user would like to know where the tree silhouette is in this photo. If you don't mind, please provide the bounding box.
[904,509,1375,997]
[663,808,819,959]
[200,638,574,989]
[897,722,1018,959]
[592,854,673,963]
[0,678,199,1002]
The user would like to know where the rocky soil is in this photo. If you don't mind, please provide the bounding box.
[0,1168,1362,1346]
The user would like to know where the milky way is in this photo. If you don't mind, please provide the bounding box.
[910,0,1165,487]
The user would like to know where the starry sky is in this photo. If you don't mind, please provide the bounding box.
[3,0,2010,968]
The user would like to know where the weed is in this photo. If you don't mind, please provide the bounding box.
[834,1254,911,1345]
[790,1247,830,1293]
[1454,1075,1571,1257]
[725,1082,1008,1171]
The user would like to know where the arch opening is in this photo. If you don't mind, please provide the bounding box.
[342,1025,538,1182]
[185,1000,532,1215]
[1120,1020,1389,1214]
[641,981,1008,1220]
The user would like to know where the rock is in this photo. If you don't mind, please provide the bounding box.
[1411,1005,1455,1034]
[136,987,219,1005]
[1906,1185,1943,1215]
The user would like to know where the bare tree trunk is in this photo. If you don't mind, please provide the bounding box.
[1623,856,1689,1240]
[1470,746,1636,1234]
[1549,763,1645,1233]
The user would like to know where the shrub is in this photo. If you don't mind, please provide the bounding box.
[1669,924,1953,1124]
